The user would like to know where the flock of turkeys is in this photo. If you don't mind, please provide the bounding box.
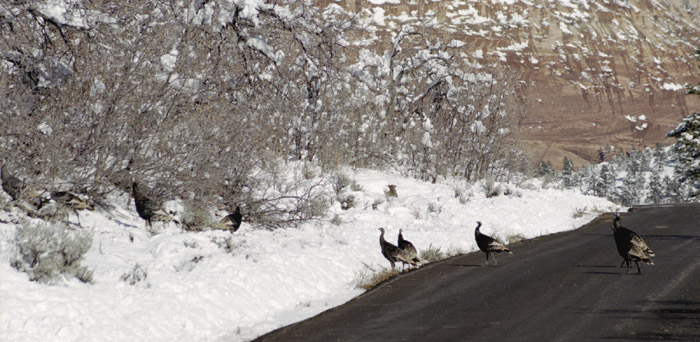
[0,161,657,275]
[379,214,654,275]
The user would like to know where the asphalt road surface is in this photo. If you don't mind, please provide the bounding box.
[255,203,700,342]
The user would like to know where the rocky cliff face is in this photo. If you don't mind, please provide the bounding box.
[317,0,700,166]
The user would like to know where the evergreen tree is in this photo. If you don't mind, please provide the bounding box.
[665,47,700,199]
[576,164,595,194]
[619,177,637,206]
[666,112,700,194]
[664,175,682,202]
[640,148,652,173]
[595,164,616,198]
[561,156,575,188]
[647,172,665,204]
[536,160,555,178]
[625,148,641,178]
[653,143,667,171]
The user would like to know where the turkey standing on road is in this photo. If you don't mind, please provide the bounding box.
[397,228,420,271]
[220,206,243,232]
[1,163,24,201]
[378,227,401,271]
[475,221,512,266]
[132,182,176,228]
[611,213,655,274]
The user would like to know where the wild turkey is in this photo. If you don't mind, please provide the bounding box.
[1,162,24,201]
[397,229,420,271]
[51,191,94,226]
[612,213,655,274]
[220,206,242,232]
[132,182,176,228]
[474,221,512,266]
[378,227,401,271]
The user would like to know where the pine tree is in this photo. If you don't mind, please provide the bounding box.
[640,148,652,173]
[576,164,594,194]
[647,172,665,204]
[625,148,641,178]
[595,164,616,198]
[665,47,700,199]
[664,175,682,202]
[653,143,667,171]
[561,156,575,188]
[666,112,700,186]
[536,160,555,178]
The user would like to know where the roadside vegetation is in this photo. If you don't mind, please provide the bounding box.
[1,0,698,289]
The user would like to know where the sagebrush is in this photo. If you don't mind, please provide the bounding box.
[11,220,93,284]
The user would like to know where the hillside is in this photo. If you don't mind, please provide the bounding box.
[0,168,618,342]
[316,0,700,167]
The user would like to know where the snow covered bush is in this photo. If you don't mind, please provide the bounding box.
[419,244,445,264]
[10,220,93,284]
[666,112,700,198]
[1,0,530,229]
[120,264,148,286]
[483,177,502,198]
[180,204,215,232]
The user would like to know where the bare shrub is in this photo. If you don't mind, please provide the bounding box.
[572,207,588,218]
[353,263,399,291]
[211,236,236,254]
[338,195,357,211]
[330,214,342,226]
[332,173,352,196]
[419,244,445,264]
[1,1,528,229]
[505,233,526,244]
[427,201,443,214]
[454,186,472,204]
[483,177,502,198]
[120,264,148,286]
[181,205,214,232]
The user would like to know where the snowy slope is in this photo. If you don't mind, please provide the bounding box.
[0,169,618,342]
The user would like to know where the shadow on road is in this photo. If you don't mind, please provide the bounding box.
[574,265,621,275]
[601,332,700,340]
[448,263,483,268]
[598,300,700,340]
[642,234,700,241]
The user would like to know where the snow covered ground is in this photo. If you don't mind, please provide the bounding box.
[0,169,618,342]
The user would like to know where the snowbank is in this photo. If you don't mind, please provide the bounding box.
[0,169,618,342]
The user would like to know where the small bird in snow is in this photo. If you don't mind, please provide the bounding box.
[220,206,243,232]
[474,221,512,266]
[397,228,420,271]
[378,227,401,271]
[611,213,654,274]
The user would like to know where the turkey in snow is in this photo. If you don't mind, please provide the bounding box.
[611,213,654,274]
[1,162,24,201]
[474,221,512,266]
[132,182,177,229]
[51,191,94,226]
[378,227,402,271]
[397,228,420,271]
[219,206,243,232]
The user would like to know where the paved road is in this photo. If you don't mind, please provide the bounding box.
[255,203,700,341]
